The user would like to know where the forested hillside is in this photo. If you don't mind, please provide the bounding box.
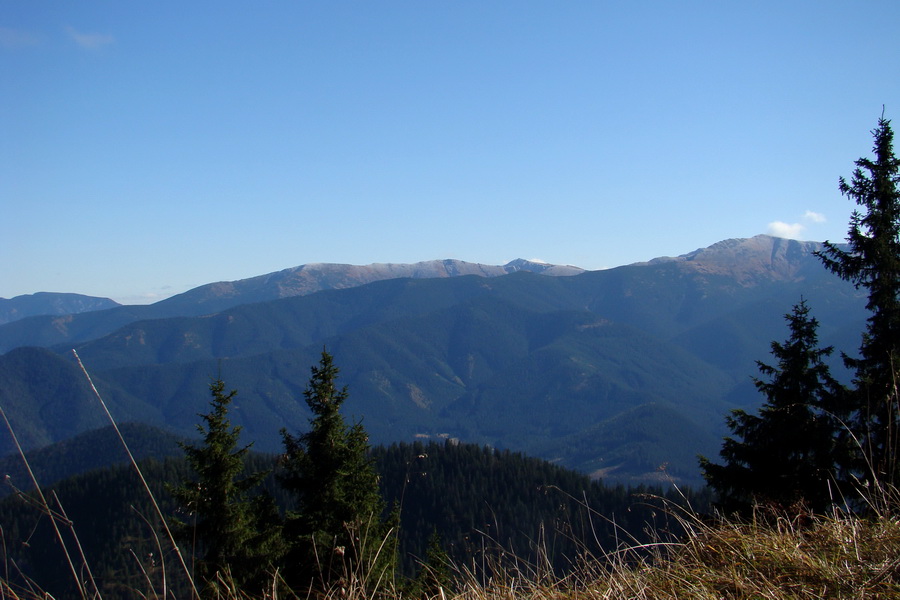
[0,236,867,484]
[0,440,702,599]
[0,422,183,498]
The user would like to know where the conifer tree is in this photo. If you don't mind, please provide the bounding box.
[816,116,900,485]
[279,350,391,591]
[171,379,282,596]
[700,300,842,514]
[409,528,452,598]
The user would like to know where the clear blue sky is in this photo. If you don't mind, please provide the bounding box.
[2,2,898,304]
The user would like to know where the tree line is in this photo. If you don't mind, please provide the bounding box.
[169,350,705,598]
[0,421,703,599]
[701,116,900,515]
[0,351,703,599]
[167,350,394,597]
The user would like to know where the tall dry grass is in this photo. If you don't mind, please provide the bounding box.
[445,496,900,600]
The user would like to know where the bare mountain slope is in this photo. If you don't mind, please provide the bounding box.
[160,258,584,314]
[639,235,833,284]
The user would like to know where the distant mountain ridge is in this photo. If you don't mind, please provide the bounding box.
[0,235,866,484]
[160,258,584,314]
[641,236,832,284]
[0,258,582,351]
[0,292,119,326]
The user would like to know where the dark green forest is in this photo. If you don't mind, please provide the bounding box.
[0,438,704,599]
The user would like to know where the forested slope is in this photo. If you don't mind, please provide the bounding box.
[0,440,705,599]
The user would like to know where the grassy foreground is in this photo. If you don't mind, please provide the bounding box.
[443,501,900,600]
[5,497,898,599]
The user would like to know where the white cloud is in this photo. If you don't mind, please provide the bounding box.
[66,26,114,49]
[804,210,826,224]
[767,221,806,239]
[766,210,827,239]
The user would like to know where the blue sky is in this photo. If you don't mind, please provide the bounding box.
[2,2,898,304]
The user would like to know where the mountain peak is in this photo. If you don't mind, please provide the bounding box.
[639,234,835,285]
[503,258,584,275]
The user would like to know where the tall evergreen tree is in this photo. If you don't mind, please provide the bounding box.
[171,379,282,596]
[700,300,842,514]
[816,116,900,485]
[408,528,452,598]
[279,350,391,591]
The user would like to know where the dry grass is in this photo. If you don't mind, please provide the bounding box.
[3,481,900,599]
[243,496,899,600]
[443,504,900,600]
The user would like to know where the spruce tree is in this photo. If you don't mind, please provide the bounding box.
[409,528,452,598]
[816,116,900,485]
[279,350,391,591]
[700,300,842,514]
[171,379,282,595]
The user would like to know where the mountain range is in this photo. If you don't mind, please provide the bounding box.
[0,292,119,326]
[0,236,866,485]
[0,259,582,354]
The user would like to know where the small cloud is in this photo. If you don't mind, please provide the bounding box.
[66,25,114,49]
[767,210,828,239]
[0,26,40,48]
[767,221,806,239]
[804,210,826,224]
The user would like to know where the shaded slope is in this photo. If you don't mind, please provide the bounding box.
[86,296,736,483]
[0,347,164,455]
[0,422,183,498]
